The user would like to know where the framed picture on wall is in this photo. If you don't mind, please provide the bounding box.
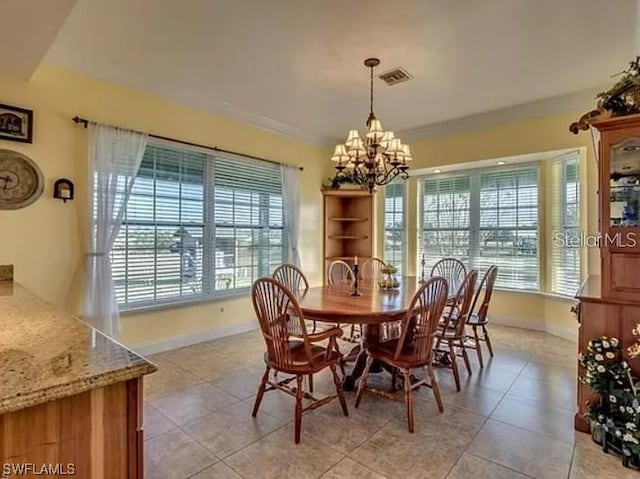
[0,103,33,143]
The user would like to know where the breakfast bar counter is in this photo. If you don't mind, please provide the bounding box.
[0,279,156,478]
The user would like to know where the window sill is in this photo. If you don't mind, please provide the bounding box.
[494,287,577,302]
[119,288,250,316]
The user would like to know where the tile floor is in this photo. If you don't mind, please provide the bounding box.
[142,325,636,479]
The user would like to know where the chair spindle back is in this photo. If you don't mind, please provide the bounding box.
[251,278,313,369]
[470,265,498,322]
[273,264,309,297]
[394,276,449,364]
[327,260,355,285]
[361,257,386,281]
[441,270,478,337]
[431,258,467,290]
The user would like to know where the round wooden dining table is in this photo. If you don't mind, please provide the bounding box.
[297,276,429,390]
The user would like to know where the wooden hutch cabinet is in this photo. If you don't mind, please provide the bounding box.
[576,114,640,432]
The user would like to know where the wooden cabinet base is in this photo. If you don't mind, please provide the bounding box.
[575,412,590,433]
[0,378,144,478]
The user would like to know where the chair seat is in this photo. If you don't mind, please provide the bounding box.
[265,341,340,374]
[367,339,429,369]
[466,313,488,326]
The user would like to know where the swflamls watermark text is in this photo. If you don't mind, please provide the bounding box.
[2,463,76,477]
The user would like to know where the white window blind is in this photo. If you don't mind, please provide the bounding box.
[550,153,581,296]
[419,176,471,271]
[383,182,406,273]
[477,168,539,290]
[419,166,539,290]
[110,139,285,310]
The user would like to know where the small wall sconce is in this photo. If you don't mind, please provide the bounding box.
[53,179,74,203]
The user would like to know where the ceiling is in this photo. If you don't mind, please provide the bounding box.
[40,0,639,144]
[0,0,77,79]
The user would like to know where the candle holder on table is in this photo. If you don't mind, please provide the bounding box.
[351,263,362,296]
[418,254,427,283]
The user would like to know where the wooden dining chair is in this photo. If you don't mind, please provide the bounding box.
[327,259,362,341]
[434,269,478,391]
[361,257,386,280]
[354,276,449,432]
[327,260,355,285]
[431,258,467,290]
[465,265,498,368]
[251,277,348,444]
[273,263,311,335]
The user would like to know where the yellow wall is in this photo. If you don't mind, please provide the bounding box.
[0,64,328,348]
[385,111,598,337]
[0,62,593,347]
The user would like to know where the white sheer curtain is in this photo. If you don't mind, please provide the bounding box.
[282,165,301,266]
[84,124,148,336]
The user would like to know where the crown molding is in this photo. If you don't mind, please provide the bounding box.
[399,86,605,142]
[149,84,336,148]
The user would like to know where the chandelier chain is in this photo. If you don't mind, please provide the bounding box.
[369,63,374,120]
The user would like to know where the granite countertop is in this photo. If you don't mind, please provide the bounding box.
[0,280,157,414]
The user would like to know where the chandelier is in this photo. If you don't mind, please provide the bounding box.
[331,57,411,193]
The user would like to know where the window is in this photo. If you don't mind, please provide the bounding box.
[419,166,540,290]
[550,153,581,296]
[383,182,406,273]
[110,139,285,310]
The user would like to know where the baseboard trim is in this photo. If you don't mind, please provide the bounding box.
[491,315,546,332]
[546,323,578,342]
[128,314,576,356]
[129,320,258,356]
[492,315,577,342]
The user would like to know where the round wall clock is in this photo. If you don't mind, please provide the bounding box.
[0,149,44,210]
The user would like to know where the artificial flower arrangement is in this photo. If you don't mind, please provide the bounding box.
[579,327,640,468]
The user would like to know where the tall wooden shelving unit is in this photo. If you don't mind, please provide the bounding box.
[322,189,375,283]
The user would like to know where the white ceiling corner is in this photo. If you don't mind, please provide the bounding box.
[0,0,77,79]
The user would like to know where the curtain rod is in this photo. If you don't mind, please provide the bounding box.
[72,116,304,171]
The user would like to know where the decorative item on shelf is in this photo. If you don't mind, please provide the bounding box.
[418,253,427,283]
[579,332,640,469]
[378,264,400,291]
[325,175,366,190]
[329,58,411,193]
[0,103,33,143]
[351,256,362,297]
[53,179,74,203]
[570,56,640,134]
[0,149,44,210]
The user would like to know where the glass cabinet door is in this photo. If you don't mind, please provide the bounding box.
[610,138,640,227]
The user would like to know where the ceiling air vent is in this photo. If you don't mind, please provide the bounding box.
[378,67,412,86]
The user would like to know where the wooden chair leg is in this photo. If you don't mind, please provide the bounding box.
[294,375,304,444]
[252,366,270,417]
[427,365,444,413]
[354,355,374,408]
[461,342,472,376]
[448,341,461,392]
[391,367,398,391]
[403,370,414,433]
[483,326,494,357]
[308,374,314,392]
[330,364,349,416]
[472,326,484,368]
[312,320,317,334]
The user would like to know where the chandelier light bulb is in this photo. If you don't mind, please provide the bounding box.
[345,129,360,147]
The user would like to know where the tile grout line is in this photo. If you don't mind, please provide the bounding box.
[463,451,538,479]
